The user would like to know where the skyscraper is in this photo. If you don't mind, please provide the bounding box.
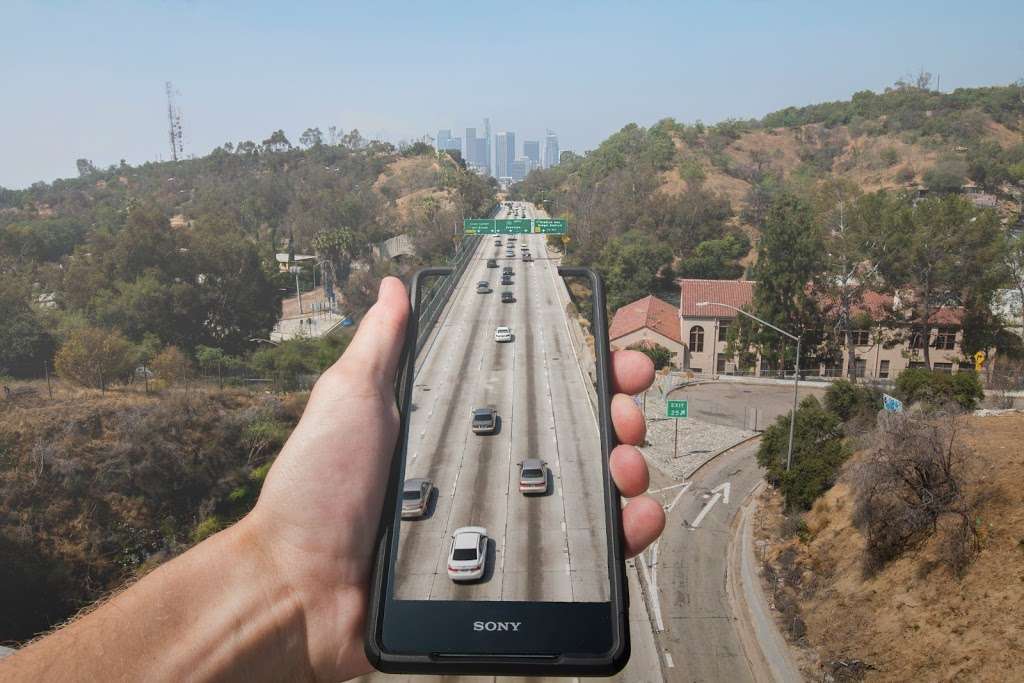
[437,129,452,151]
[483,118,492,175]
[465,127,477,166]
[544,131,559,168]
[495,132,510,178]
[523,140,540,167]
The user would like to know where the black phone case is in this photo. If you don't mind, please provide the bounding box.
[364,264,629,677]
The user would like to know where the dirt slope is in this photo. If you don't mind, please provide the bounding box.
[757,413,1024,682]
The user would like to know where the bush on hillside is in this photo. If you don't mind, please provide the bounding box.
[757,395,850,510]
[895,368,984,410]
[824,379,883,422]
[54,326,136,389]
[150,345,194,385]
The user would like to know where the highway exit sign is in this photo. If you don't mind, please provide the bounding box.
[463,219,495,234]
[534,218,568,234]
[496,218,532,234]
[667,400,688,418]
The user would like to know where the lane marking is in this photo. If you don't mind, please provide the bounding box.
[665,482,691,513]
[689,492,722,530]
[650,481,689,494]
[636,551,665,632]
[664,652,675,668]
[712,480,731,505]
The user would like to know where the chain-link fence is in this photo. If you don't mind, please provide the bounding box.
[415,235,481,354]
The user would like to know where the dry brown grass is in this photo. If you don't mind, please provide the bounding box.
[758,413,1024,681]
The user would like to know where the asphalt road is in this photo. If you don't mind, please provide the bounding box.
[394,201,608,602]
[643,439,766,682]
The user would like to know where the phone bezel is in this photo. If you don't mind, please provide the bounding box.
[364,265,628,677]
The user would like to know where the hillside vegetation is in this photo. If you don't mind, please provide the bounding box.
[0,133,495,378]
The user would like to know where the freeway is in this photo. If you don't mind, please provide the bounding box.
[394,201,608,602]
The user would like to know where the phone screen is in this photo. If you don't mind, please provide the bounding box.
[392,232,609,603]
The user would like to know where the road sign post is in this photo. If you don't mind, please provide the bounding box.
[667,399,688,460]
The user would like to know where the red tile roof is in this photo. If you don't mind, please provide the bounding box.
[822,289,965,326]
[678,279,755,318]
[609,295,682,343]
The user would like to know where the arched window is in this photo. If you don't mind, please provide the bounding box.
[689,325,704,353]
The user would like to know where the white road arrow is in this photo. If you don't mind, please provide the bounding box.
[711,481,731,505]
[689,492,720,530]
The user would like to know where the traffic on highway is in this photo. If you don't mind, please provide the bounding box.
[393,201,609,602]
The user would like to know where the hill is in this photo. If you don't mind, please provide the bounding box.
[756,412,1024,681]
[513,82,1024,272]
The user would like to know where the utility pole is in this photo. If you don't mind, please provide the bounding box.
[165,82,184,162]
[290,265,303,314]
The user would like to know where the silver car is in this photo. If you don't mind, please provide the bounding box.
[471,407,497,434]
[401,478,432,519]
[518,458,549,494]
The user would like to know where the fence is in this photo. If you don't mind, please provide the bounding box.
[415,234,481,354]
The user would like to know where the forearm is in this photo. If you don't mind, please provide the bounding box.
[2,516,314,682]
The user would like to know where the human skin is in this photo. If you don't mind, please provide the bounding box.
[3,277,665,682]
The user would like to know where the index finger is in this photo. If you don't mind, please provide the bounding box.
[610,350,655,396]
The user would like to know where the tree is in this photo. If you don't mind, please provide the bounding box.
[76,159,97,177]
[54,327,136,389]
[1002,232,1024,337]
[923,157,968,194]
[741,193,824,369]
[299,127,324,149]
[676,234,750,279]
[595,230,674,310]
[880,195,1001,366]
[150,345,194,385]
[261,130,292,153]
[312,227,357,302]
[0,271,54,377]
[627,342,674,370]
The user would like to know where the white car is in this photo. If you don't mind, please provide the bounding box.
[494,326,512,343]
[448,526,488,581]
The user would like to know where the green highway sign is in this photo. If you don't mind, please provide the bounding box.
[496,218,532,234]
[463,219,495,234]
[667,400,688,418]
[534,218,568,234]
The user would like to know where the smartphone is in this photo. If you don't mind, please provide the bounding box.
[365,254,628,677]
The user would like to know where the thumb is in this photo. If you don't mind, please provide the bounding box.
[334,276,410,385]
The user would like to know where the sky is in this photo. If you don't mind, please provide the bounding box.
[2,0,1023,188]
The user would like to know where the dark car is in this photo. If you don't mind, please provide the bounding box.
[522,253,533,262]
[486,258,498,268]
[471,407,497,434]
[502,266,513,275]
[501,291,515,303]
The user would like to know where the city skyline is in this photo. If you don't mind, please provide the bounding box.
[437,121,558,182]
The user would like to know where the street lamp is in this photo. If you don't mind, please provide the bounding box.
[288,265,303,314]
[696,301,801,472]
[249,338,279,346]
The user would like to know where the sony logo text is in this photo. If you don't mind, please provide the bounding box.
[473,621,522,632]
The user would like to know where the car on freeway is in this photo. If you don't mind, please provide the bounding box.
[500,276,513,286]
[494,325,513,341]
[471,407,498,433]
[493,239,502,246]
[476,281,492,293]
[501,291,515,303]
[486,258,498,268]
[502,266,513,275]
[522,253,532,262]
[401,478,432,518]
[448,526,488,581]
[518,459,549,494]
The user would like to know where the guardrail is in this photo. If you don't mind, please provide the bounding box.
[414,234,480,354]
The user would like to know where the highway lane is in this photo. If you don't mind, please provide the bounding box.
[394,202,606,602]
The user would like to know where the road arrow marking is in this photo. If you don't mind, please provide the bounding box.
[689,492,721,530]
[665,482,691,513]
[711,481,731,505]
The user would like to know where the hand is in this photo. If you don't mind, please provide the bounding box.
[247,276,665,681]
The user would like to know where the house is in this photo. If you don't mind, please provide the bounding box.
[672,278,968,380]
[608,295,684,365]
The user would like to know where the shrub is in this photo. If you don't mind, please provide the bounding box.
[757,396,850,510]
[824,379,882,422]
[923,157,969,194]
[895,165,916,183]
[54,326,136,388]
[150,345,194,385]
[627,342,674,370]
[879,147,900,167]
[851,412,980,575]
[191,515,223,543]
[895,368,983,411]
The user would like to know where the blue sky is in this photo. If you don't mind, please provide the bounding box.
[3,0,1023,188]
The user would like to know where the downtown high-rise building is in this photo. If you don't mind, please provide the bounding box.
[436,129,461,153]
[495,131,516,179]
[483,118,492,175]
[465,127,488,173]
[544,131,559,168]
[523,140,540,167]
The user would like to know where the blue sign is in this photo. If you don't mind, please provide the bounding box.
[882,393,903,412]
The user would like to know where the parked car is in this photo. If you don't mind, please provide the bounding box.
[501,291,515,303]
[471,407,498,433]
[448,527,488,581]
[494,326,513,341]
[518,459,549,494]
[401,478,432,518]
[486,258,498,268]
[476,281,492,293]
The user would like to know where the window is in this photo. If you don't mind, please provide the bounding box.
[933,329,957,350]
[689,325,704,353]
[718,322,731,343]
[934,362,953,374]
[850,329,870,346]
[879,360,890,379]
[910,332,924,349]
[717,353,727,373]
[909,361,928,370]
[854,358,867,378]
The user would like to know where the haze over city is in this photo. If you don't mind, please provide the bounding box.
[4,0,1024,188]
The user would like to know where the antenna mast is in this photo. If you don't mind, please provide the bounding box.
[166,81,184,161]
